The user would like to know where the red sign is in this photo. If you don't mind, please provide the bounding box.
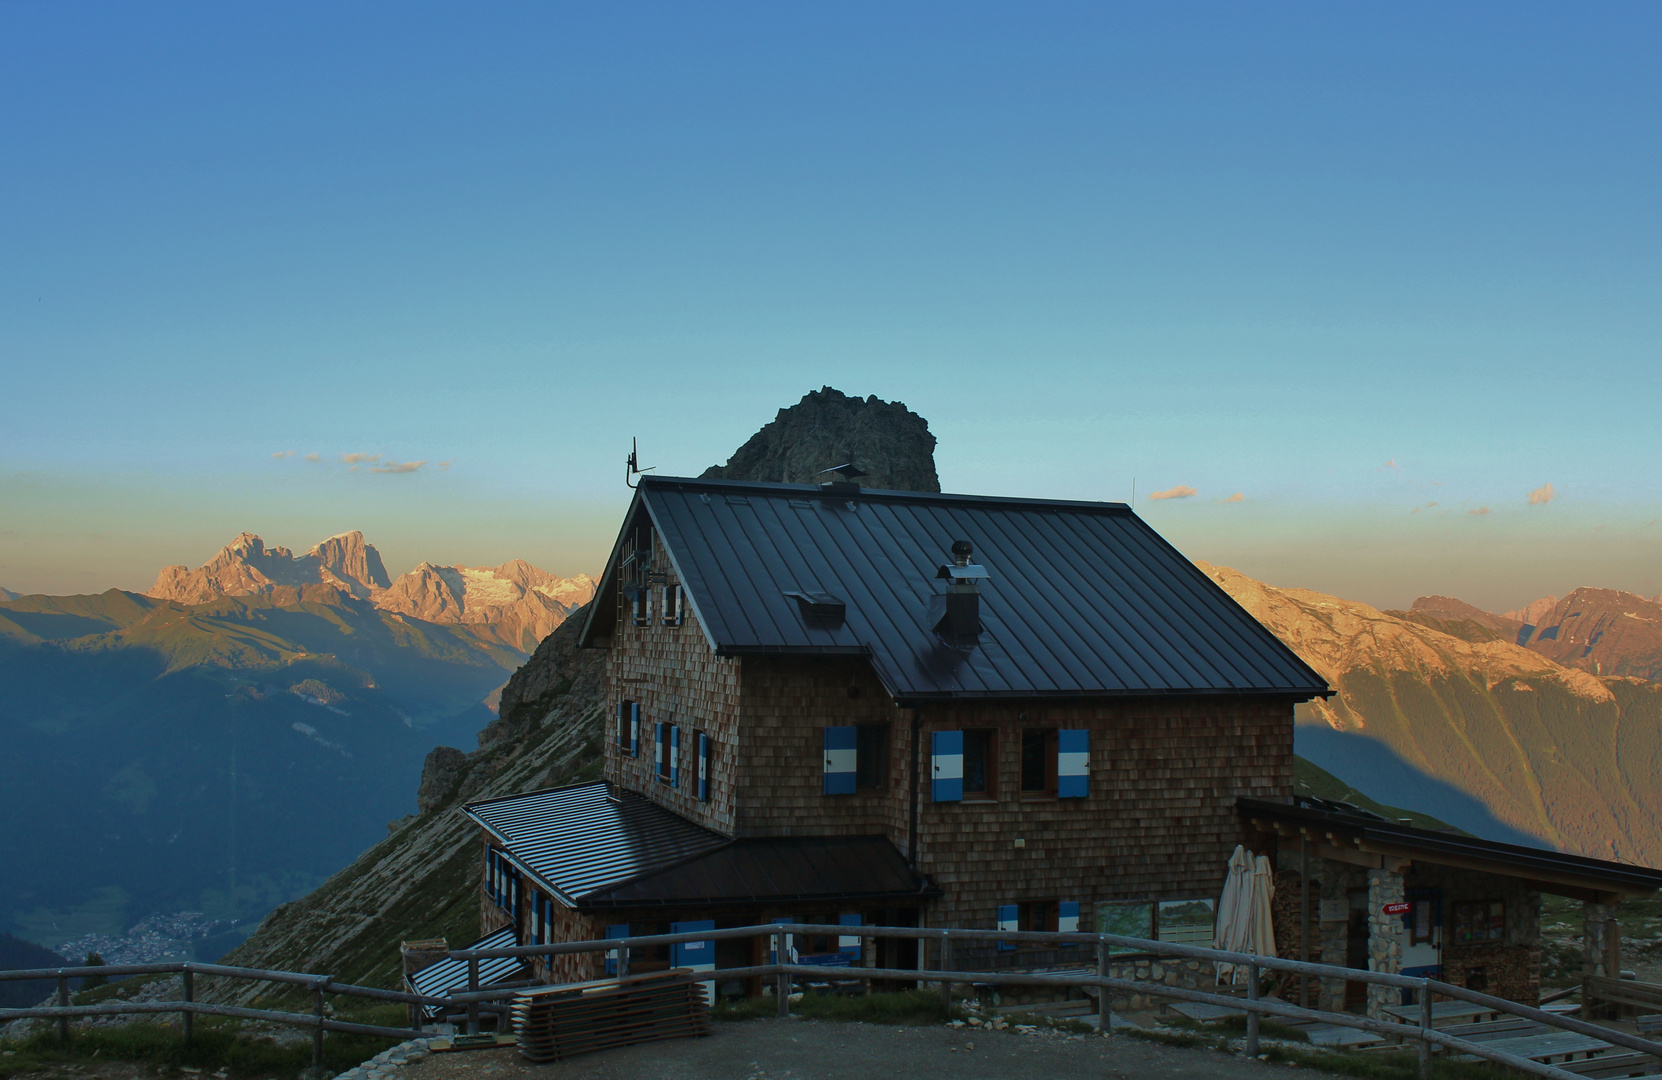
[1383,901,1411,915]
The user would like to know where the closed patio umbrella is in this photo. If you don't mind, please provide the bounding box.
[1214,844,1254,983]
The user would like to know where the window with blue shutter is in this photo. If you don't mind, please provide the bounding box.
[1059,901,1080,934]
[931,731,963,802]
[996,904,1018,951]
[670,919,715,972]
[617,701,630,751]
[838,913,862,959]
[655,722,667,781]
[1057,729,1090,798]
[822,726,856,795]
[669,725,680,788]
[628,702,639,757]
[697,732,711,801]
[604,924,630,975]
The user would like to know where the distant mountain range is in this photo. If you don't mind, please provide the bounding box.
[1205,565,1662,868]
[0,532,593,953]
[144,530,595,652]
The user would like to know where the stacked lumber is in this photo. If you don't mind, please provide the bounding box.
[511,969,711,1062]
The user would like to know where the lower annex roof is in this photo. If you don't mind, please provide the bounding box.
[465,782,934,910]
[1240,797,1662,899]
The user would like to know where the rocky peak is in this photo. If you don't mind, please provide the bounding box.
[700,386,940,492]
[1502,595,1560,626]
[304,531,391,598]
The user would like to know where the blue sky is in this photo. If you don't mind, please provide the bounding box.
[2,2,1658,611]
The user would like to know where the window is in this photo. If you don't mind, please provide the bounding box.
[1097,899,1154,955]
[617,701,639,756]
[662,584,682,626]
[856,724,889,791]
[963,729,996,798]
[695,731,710,801]
[631,589,650,627]
[1018,900,1059,933]
[1410,898,1438,945]
[1157,899,1216,945]
[1020,729,1057,795]
[657,722,678,783]
[1453,901,1505,944]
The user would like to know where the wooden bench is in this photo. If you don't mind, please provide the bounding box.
[1382,1000,1504,1027]
[1637,1014,1662,1036]
[1471,1031,1616,1065]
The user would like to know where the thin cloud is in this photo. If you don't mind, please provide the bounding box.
[371,460,427,474]
[271,451,293,460]
[436,460,453,471]
[1379,459,1399,471]
[1468,506,1491,516]
[341,452,382,465]
[1528,482,1556,506]
[1411,502,1439,515]
[1149,484,1197,501]
[304,452,322,462]
[1216,492,1244,503]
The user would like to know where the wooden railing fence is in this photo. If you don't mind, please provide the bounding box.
[4,924,1661,1080]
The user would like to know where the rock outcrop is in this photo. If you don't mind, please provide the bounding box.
[701,387,940,492]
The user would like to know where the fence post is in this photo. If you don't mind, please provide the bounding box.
[56,973,69,1044]
[1418,979,1432,1080]
[1096,940,1111,1036]
[182,968,194,1045]
[466,957,481,1035]
[774,931,790,1018]
[938,934,953,1011]
[311,980,326,1072]
[1245,962,1259,1057]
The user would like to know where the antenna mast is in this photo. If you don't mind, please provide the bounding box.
[625,437,655,489]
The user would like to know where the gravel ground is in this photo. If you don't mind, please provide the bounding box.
[395,1020,1325,1080]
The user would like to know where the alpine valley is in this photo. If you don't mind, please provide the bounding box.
[0,531,593,957]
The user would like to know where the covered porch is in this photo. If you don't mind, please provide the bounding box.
[1239,796,1662,1021]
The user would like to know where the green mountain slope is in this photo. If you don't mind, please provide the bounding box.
[0,587,531,946]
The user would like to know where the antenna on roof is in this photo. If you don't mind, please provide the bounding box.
[625,437,655,489]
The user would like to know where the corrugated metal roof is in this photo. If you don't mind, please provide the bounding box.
[463,782,729,905]
[407,927,523,999]
[583,477,1329,700]
[582,835,936,908]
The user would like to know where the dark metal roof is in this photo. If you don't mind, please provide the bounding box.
[1240,798,1662,896]
[582,476,1329,701]
[463,782,729,905]
[580,835,936,909]
[406,927,523,998]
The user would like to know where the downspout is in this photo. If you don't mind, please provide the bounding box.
[908,709,921,865]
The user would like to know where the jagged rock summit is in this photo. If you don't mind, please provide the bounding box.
[701,387,940,492]
[147,531,595,652]
[148,531,391,602]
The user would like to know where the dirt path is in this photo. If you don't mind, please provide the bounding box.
[401,1019,1325,1080]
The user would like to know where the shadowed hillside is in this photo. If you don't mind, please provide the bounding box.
[1205,563,1662,867]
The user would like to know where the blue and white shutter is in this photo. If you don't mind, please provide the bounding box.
[628,703,639,757]
[671,918,717,1000]
[997,904,1018,951]
[670,726,681,788]
[931,731,963,802]
[697,732,711,801]
[655,722,666,778]
[1057,729,1090,798]
[1059,901,1080,934]
[823,726,856,795]
[604,924,630,976]
[838,913,862,959]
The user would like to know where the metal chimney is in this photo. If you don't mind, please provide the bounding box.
[934,539,988,638]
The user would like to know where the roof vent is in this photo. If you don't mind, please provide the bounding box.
[817,461,866,497]
[934,539,988,639]
[785,590,846,623]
